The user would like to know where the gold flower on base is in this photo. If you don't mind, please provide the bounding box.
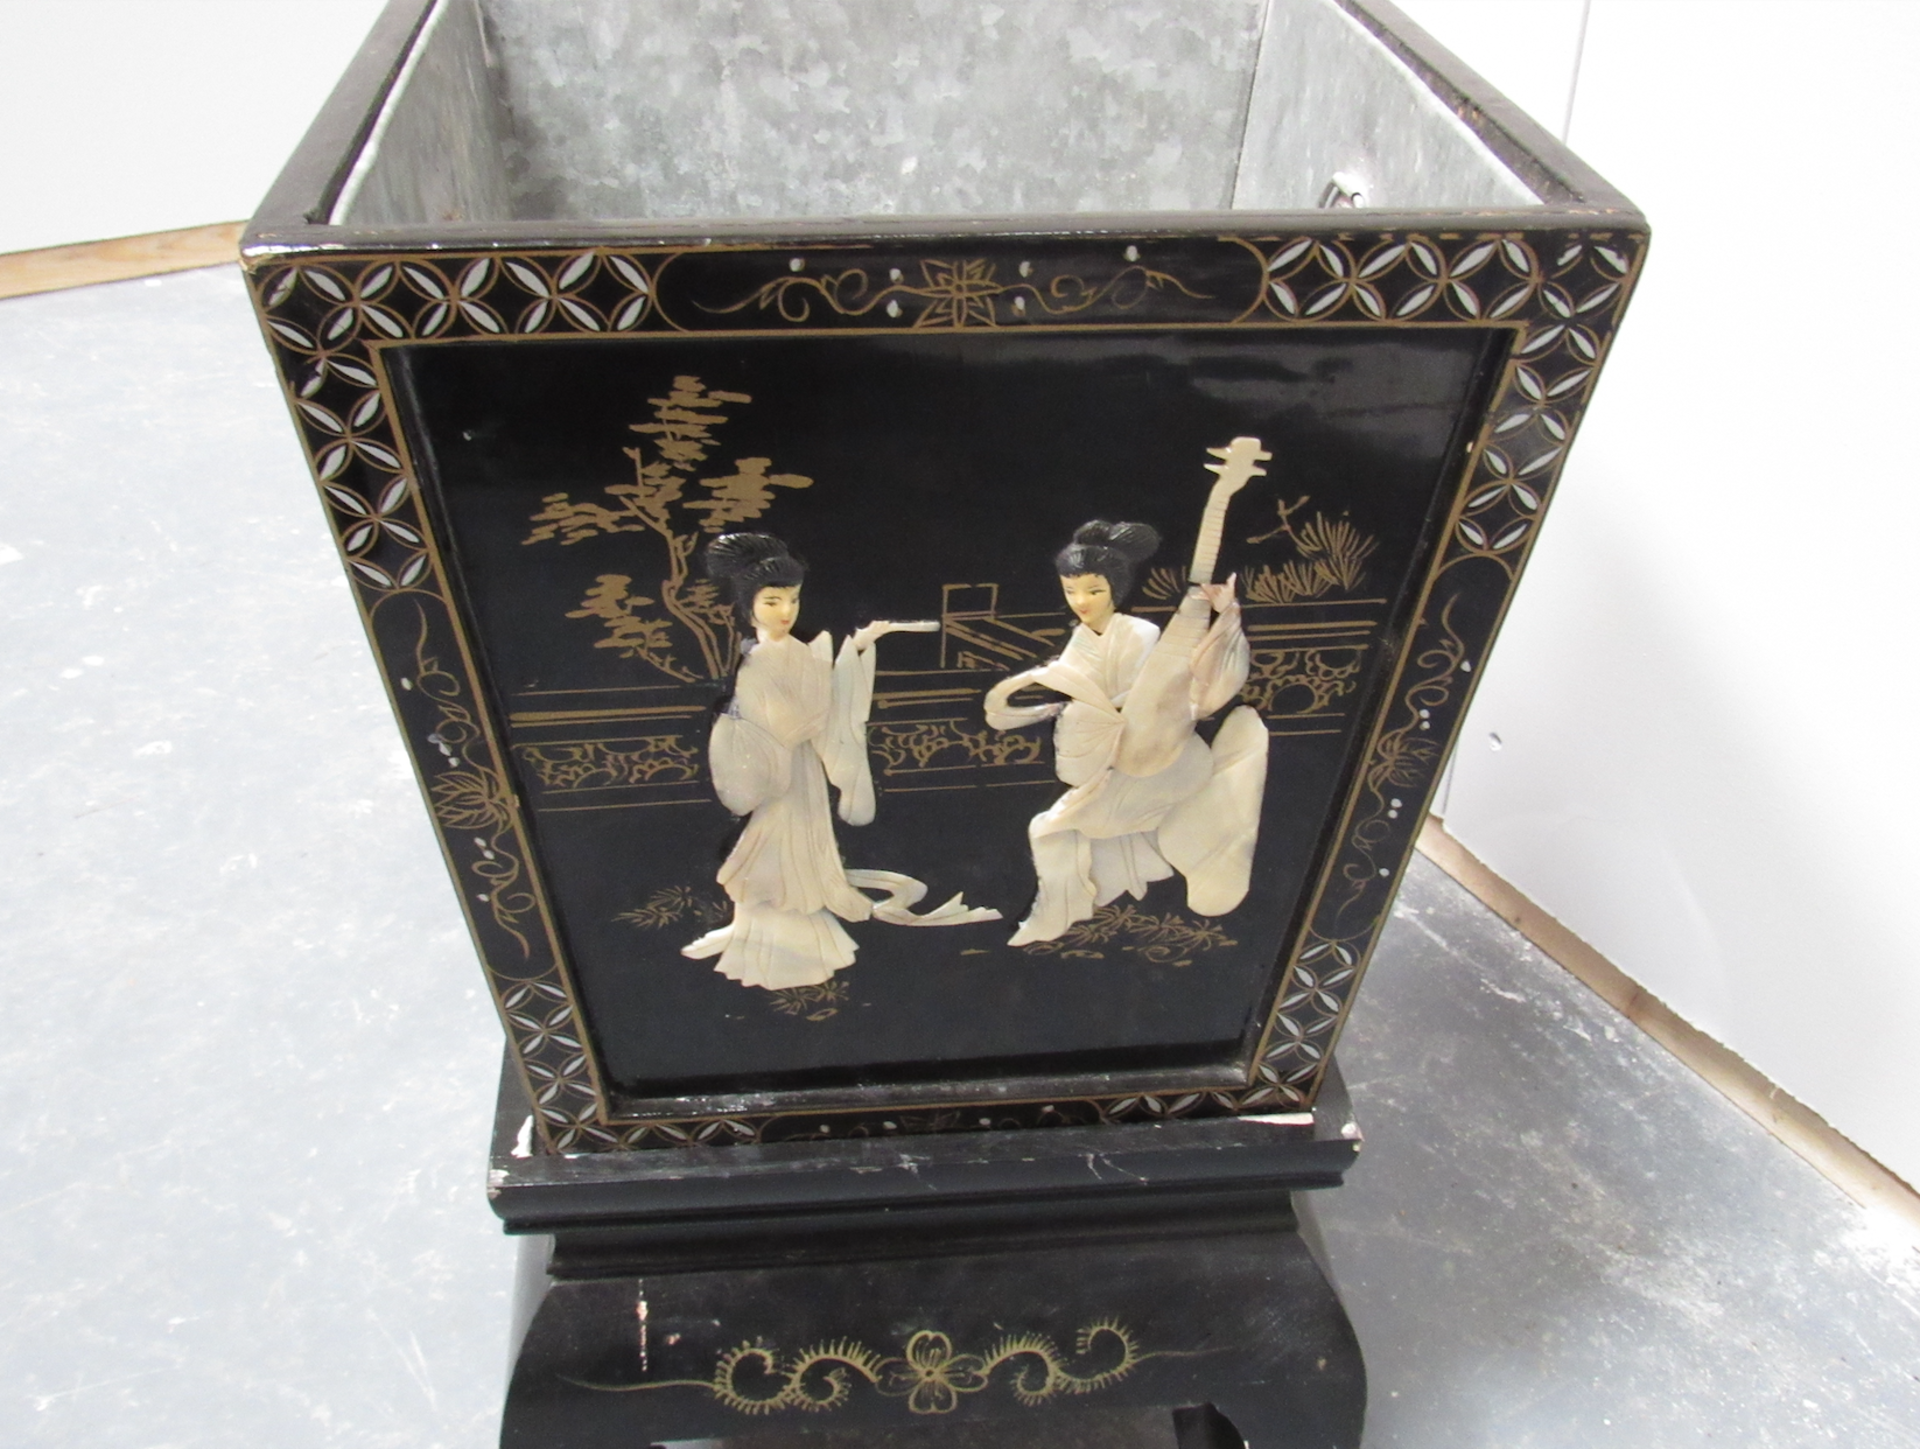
[878,1331,990,1415]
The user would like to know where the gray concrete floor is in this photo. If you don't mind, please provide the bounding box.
[2,267,1916,1448]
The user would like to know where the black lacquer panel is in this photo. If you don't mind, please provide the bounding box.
[392,328,1494,1100]
[248,215,1643,1146]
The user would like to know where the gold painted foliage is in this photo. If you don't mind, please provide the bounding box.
[428,768,514,833]
[1139,566,1185,602]
[1245,500,1378,604]
[1368,724,1440,792]
[565,575,688,678]
[1021,902,1235,967]
[1148,497,1379,608]
[768,978,850,1021]
[524,377,812,679]
[617,891,846,1023]
[685,457,812,531]
[617,886,728,930]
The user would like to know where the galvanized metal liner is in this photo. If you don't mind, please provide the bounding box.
[335,0,1539,227]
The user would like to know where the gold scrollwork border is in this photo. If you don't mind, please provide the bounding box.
[570,1320,1172,1416]
[247,225,1643,1150]
[699,253,1212,329]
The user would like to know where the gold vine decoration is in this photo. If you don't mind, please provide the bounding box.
[514,737,701,790]
[870,719,1044,773]
[404,607,535,954]
[1330,592,1468,926]
[705,257,1209,328]
[572,1320,1169,1415]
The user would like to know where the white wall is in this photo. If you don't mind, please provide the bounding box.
[1400,0,1920,1189]
[0,0,387,254]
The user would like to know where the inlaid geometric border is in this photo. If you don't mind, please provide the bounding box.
[247,224,1641,1150]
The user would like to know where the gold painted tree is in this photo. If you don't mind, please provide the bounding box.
[524,377,812,679]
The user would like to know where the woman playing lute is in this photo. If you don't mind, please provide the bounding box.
[984,438,1273,945]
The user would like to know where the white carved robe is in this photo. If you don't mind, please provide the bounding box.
[986,590,1270,946]
[685,633,996,989]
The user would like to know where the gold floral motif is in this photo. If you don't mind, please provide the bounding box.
[1020,902,1235,967]
[870,720,1045,774]
[1241,646,1364,717]
[514,737,700,790]
[879,1332,991,1414]
[705,256,1209,329]
[1367,730,1441,792]
[427,769,514,832]
[572,1319,1158,1415]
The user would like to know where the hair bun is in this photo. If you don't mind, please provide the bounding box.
[704,532,791,580]
[1071,519,1160,564]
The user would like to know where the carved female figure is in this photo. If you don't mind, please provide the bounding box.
[985,440,1272,946]
[684,533,998,988]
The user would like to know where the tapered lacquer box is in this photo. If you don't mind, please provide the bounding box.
[246,0,1643,1164]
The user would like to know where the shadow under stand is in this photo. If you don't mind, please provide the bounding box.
[493,1064,1365,1448]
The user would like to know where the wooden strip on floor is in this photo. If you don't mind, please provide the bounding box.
[0,222,244,301]
[1417,814,1920,1241]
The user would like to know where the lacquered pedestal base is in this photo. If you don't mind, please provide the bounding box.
[493,1066,1365,1447]
[503,1213,1362,1448]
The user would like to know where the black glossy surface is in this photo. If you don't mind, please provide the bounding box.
[396,326,1496,1101]
[501,1223,1364,1449]
[487,1058,1358,1274]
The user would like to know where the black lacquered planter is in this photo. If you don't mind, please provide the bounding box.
[246,0,1643,1160]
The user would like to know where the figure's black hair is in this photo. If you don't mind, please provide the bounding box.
[1053,519,1160,603]
[704,532,807,628]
